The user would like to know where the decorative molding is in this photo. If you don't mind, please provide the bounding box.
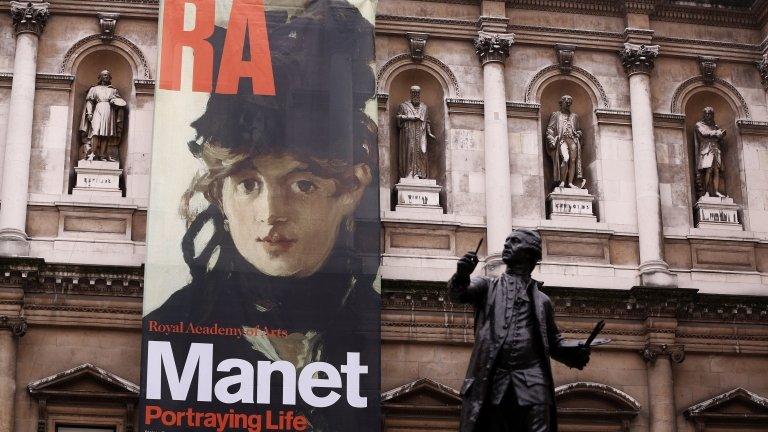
[654,35,757,52]
[640,343,686,364]
[624,0,657,14]
[653,112,686,129]
[0,315,27,337]
[651,2,761,30]
[405,32,428,62]
[10,1,50,36]
[506,0,623,17]
[97,12,120,42]
[524,64,610,109]
[382,282,768,324]
[698,55,719,85]
[0,257,144,298]
[619,43,659,76]
[670,76,751,119]
[555,381,641,412]
[477,15,508,33]
[474,31,514,65]
[595,109,631,125]
[623,27,654,45]
[736,119,768,135]
[376,93,389,110]
[684,387,768,422]
[59,33,152,79]
[554,43,576,74]
[376,53,461,98]
[375,14,475,27]
[510,24,623,40]
[133,78,154,95]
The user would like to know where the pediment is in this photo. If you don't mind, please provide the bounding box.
[685,388,768,418]
[555,382,640,417]
[382,378,461,407]
[28,363,138,400]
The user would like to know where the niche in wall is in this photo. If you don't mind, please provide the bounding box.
[68,49,133,194]
[386,69,446,211]
[539,78,598,221]
[684,90,742,206]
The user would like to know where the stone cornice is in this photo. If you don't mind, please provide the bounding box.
[0,0,157,20]
[737,119,768,135]
[0,257,144,298]
[382,281,768,324]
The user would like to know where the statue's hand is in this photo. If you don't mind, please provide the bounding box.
[457,252,479,276]
[86,114,93,122]
[572,344,591,370]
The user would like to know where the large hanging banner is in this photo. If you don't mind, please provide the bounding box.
[139,1,380,431]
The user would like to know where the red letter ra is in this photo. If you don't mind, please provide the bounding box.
[159,0,215,92]
[215,0,276,95]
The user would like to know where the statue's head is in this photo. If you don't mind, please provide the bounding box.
[410,85,421,105]
[559,95,573,111]
[702,106,715,124]
[97,70,112,85]
[502,229,542,273]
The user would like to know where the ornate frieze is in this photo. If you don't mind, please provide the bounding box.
[10,1,50,36]
[641,343,685,364]
[474,31,514,65]
[555,43,576,74]
[758,53,768,91]
[97,12,120,42]
[619,43,659,76]
[405,32,428,62]
[698,55,718,84]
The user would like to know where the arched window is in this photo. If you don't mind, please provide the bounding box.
[555,382,641,432]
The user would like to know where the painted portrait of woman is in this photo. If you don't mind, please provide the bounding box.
[141,0,380,430]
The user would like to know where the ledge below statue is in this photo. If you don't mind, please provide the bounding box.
[394,177,443,216]
[72,160,123,197]
[694,195,741,231]
[547,187,596,224]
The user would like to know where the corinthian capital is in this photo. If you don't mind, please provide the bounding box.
[619,43,659,76]
[10,1,50,36]
[640,343,685,364]
[758,53,768,91]
[474,31,514,65]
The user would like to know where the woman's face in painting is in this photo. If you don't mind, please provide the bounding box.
[220,154,370,278]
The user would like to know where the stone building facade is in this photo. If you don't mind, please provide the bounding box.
[1,0,768,431]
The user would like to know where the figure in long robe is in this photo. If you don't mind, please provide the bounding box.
[397,85,435,179]
[694,106,726,198]
[79,70,125,162]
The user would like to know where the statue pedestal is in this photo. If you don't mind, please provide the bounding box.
[394,177,442,215]
[547,187,596,222]
[694,195,741,230]
[72,160,122,197]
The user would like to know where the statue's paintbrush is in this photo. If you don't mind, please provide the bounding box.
[474,238,484,255]
[584,320,605,347]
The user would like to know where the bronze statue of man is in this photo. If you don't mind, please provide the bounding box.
[546,95,584,189]
[694,106,726,198]
[79,70,126,162]
[396,85,435,179]
[449,229,591,432]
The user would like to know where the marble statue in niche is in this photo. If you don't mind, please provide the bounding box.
[694,106,727,198]
[78,69,126,162]
[392,85,442,215]
[396,85,435,179]
[545,95,584,189]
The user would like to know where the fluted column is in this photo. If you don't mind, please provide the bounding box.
[0,1,50,256]
[475,31,514,270]
[619,43,676,287]
[641,343,684,432]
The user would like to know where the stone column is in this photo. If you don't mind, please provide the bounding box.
[641,343,684,432]
[0,2,50,256]
[619,43,676,287]
[0,316,26,432]
[474,31,514,270]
